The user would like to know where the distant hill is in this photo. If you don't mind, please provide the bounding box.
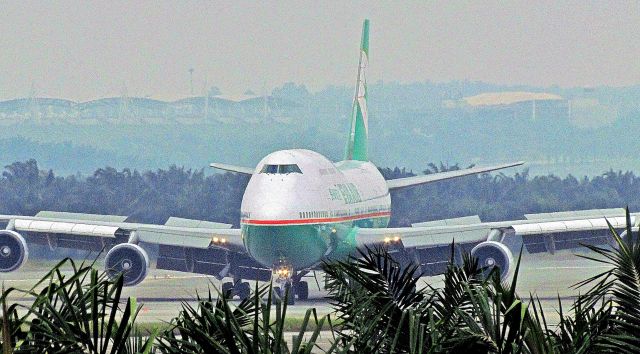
[1,81,640,176]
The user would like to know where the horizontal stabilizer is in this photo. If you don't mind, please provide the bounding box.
[209,163,254,175]
[164,217,232,229]
[412,215,482,227]
[386,161,524,190]
[35,211,128,223]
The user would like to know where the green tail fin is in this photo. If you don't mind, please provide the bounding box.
[345,19,369,161]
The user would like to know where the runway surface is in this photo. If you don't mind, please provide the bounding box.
[0,248,610,324]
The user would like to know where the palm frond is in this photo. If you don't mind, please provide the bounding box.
[573,207,640,352]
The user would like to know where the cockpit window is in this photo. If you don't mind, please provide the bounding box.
[280,164,302,174]
[260,164,302,174]
[261,164,279,174]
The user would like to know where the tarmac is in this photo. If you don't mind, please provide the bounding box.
[0,247,609,325]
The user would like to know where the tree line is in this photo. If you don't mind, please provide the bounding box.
[1,159,639,228]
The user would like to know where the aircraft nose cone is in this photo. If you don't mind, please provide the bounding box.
[242,224,329,269]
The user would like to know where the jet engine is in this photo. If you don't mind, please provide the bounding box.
[471,241,514,280]
[0,230,28,272]
[105,243,149,286]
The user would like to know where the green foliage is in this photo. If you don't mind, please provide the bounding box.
[322,210,640,353]
[155,283,333,353]
[0,257,152,353]
[323,246,544,353]
[0,160,249,239]
[569,208,640,353]
[323,246,430,352]
[0,264,331,354]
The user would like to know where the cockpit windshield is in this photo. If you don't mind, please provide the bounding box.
[260,164,302,174]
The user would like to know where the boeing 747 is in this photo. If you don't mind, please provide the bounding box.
[0,20,636,303]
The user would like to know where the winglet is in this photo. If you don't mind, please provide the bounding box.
[209,163,254,175]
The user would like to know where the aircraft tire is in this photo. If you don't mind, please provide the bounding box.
[222,282,234,299]
[237,282,250,301]
[296,281,309,300]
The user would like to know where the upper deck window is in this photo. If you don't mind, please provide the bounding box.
[260,164,302,174]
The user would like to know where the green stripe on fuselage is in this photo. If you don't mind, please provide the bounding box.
[242,215,389,270]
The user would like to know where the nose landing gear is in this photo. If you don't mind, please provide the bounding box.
[272,261,310,305]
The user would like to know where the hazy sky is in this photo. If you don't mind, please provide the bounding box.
[1,1,639,101]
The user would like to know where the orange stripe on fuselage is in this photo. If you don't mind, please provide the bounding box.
[241,211,391,226]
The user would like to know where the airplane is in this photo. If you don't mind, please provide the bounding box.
[0,20,637,304]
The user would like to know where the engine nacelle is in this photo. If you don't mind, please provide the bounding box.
[0,230,28,272]
[105,243,149,286]
[471,241,514,281]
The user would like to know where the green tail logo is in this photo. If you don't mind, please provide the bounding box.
[345,19,369,161]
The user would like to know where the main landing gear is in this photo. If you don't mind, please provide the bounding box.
[273,281,309,305]
[220,279,308,304]
[295,280,309,300]
[221,279,251,301]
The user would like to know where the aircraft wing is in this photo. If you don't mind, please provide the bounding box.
[386,161,524,190]
[0,212,243,249]
[0,211,273,283]
[209,163,255,175]
[352,208,638,276]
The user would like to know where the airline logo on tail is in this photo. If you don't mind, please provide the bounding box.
[346,19,370,162]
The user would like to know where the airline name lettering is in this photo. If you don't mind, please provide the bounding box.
[329,183,362,204]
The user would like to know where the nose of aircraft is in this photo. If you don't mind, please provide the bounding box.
[252,200,288,221]
[240,150,335,269]
[242,222,330,270]
[241,190,331,270]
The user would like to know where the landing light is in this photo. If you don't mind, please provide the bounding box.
[275,267,292,280]
[273,260,294,282]
[212,237,227,245]
[383,236,402,244]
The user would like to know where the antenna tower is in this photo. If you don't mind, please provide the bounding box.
[189,68,194,95]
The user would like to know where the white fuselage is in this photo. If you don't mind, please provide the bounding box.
[239,149,391,269]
